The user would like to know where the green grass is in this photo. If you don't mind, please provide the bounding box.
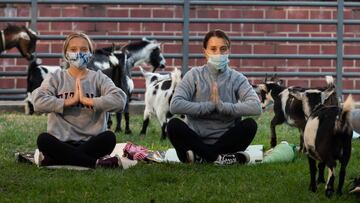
[1,111,360,202]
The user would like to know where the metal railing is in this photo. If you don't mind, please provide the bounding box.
[1,0,360,100]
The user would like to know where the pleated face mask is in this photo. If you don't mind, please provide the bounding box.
[207,54,229,72]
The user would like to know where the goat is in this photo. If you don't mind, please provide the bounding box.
[0,24,38,60]
[295,94,353,197]
[26,58,61,114]
[88,38,166,133]
[255,76,338,150]
[139,66,182,140]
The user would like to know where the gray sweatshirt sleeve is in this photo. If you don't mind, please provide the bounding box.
[33,73,65,114]
[92,71,127,113]
[352,109,360,134]
[216,76,262,117]
[170,70,215,116]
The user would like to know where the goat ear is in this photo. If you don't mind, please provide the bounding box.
[142,37,151,42]
[277,79,284,85]
[111,43,116,52]
[270,74,277,82]
[264,74,268,82]
[323,88,335,100]
[252,85,261,94]
[35,58,42,65]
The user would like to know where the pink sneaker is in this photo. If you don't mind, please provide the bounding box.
[123,142,149,160]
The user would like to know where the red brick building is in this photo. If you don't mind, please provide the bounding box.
[1,2,360,100]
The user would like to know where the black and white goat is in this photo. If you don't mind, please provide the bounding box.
[26,58,61,114]
[88,38,166,133]
[293,93,353,197]
[255,76,338,150]
[139,66,182,140]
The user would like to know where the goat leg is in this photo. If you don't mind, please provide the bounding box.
[124,112,132,134]
[337,146,351,196]
[270,118,280,148]
[107,114,113,130]
[308,156,317,193]
[336,164,347,196]
[140,118,149,136]
[299,129,306,153]
[160,122,167,140]
[317,162,326,184]
[325,166,336,198]
[114,112,122,133]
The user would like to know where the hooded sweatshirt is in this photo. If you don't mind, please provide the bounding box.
[170,65,261,144]
[33,69,126,142]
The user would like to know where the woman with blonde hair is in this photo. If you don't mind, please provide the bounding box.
[33,32,127,168]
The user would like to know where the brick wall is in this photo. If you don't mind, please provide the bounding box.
[1,3,360,100]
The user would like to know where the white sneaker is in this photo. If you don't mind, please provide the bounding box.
[214,151,250,165]
[34,149,44,167]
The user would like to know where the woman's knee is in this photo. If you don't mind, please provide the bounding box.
[167,118,188,141]
[167,118,183,133]
[242,118,258,135]
[37,132,53,150]
[98,131,116,148]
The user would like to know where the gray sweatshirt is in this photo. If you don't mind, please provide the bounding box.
[33,69,127,142]
[352,109,360,134]
[170,65,262,144]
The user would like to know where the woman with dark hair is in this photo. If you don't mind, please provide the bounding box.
[32,32,127,168]
[167,29,262,165]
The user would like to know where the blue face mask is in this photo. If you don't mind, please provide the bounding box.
[66,51,92,69]
[207,54,229,71]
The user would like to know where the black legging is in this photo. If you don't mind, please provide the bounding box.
[167,118,257,163]
[37,131,116,168]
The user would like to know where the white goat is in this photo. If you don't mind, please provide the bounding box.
[139,66,182,139]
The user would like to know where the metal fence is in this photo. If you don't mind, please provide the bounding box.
[0,0,360,100]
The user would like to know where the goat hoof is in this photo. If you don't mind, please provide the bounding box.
[125,129,132,134]
[309,185,317,193]
[336,189,343,196]
[325,189,334,198]
[114,128,122,133]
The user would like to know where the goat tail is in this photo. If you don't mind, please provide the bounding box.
[170,67,182,88]
[139,66,151,79]
[343,95,353,113]
[139,66,145,76]
[335,95,354,132]
[325,75,335,87]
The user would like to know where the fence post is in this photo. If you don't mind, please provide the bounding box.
[31,0,38,59]
[336,0,344,101]
[181,0,190,74]
[31,0,37,32]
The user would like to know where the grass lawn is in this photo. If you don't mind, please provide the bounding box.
[1,111,360,202]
